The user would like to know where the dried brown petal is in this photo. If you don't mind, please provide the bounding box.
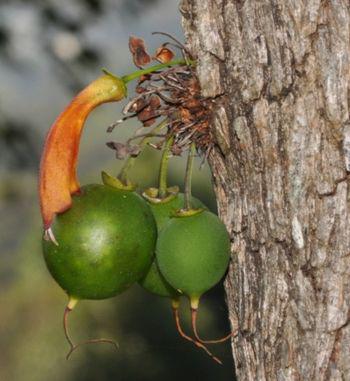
[136,86,148,94]
[131,98,148,113]
[139,74,151,83]
[149,94,161,109]
[129,36,151,68]
[180,107,192,124]
[143,119,157,127]
[107,50,214,156]
[154,45,174,63]
[106,141,141,160]
[129,145,142,157]
[137,107,157,126]
[182,98,202,111]
[171,144,183,156]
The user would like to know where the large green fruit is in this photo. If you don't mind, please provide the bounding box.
[43,183,157,300]
[139,193,205,298]
[156,210,230,300]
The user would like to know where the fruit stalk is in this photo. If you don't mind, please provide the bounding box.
[184,142,196,210]
[63,296,118,360]
[158,135,174,199]
[190,301,235,344]
[171,300,222,365]
[121,59,195,83]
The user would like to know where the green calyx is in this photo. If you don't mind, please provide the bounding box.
[101,69,128,98]
[101,171,136,191]
[173,207,205,218]
[145,192,206,234]
[142,186,179,204]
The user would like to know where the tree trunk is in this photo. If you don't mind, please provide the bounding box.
[181,1,350,380]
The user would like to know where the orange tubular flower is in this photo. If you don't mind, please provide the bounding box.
[39,74,126,242]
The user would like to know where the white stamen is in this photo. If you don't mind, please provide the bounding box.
[44,227,59,246]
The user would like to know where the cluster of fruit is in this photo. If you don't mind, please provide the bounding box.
[39,37,232,364]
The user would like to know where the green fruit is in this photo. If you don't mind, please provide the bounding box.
[139,261,178,298]
[156,210,230,300]
[43,183,157,300]
[139,193,205,298]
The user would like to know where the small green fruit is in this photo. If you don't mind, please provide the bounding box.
[139,261,178,298]
[43,183,157,300]
[139,192,205,298]
[156,209,230,301]
[155,208,232,362]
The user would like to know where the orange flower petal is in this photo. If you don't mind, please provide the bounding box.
[39,74,126,230]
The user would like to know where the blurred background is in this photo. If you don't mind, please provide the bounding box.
[0,1,234,380]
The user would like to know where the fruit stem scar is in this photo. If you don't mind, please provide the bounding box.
[184,142,196,211]
[171,302,222,365]
[158,135,174,199]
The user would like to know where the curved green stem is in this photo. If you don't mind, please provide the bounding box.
[122,59,195,84]
[184,143,196,210]
[158,135,174,199]
[118,119,169,184]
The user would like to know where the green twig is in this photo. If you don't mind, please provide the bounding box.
[122,59,195,84]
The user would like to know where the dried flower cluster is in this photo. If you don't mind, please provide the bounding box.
[107,35,215,161]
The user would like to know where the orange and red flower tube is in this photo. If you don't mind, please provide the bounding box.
[39,74,127,241]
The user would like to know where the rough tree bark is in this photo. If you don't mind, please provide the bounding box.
[181,1,350,380]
